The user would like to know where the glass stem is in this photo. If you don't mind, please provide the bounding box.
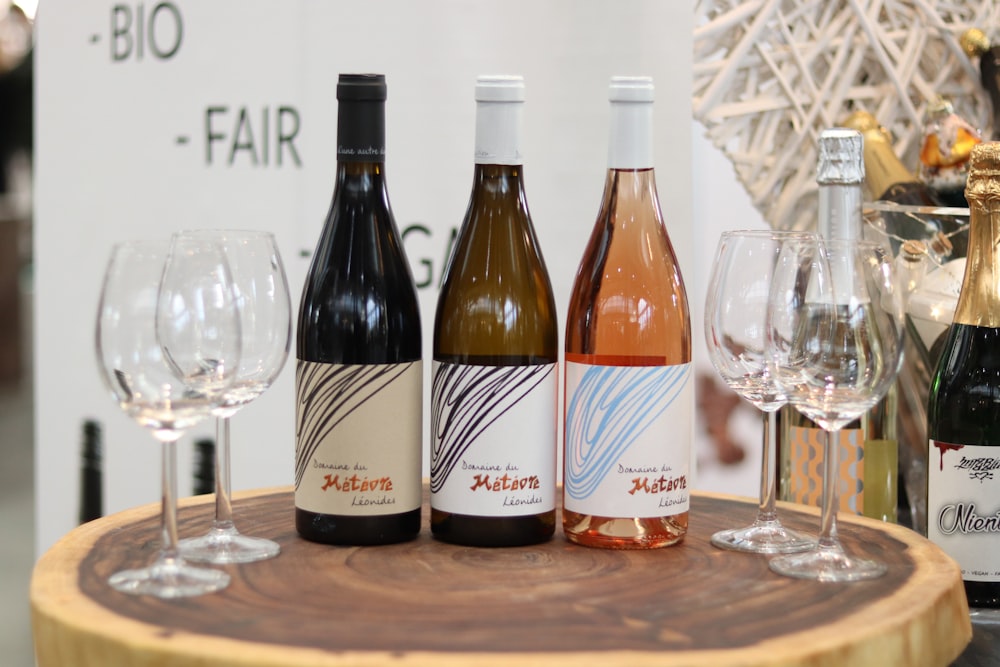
[214,416,235,530]
[756,409,778,523]
[819,428,841,549]
[160,439,181,561]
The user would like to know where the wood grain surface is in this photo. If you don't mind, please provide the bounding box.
[31,488,972,667]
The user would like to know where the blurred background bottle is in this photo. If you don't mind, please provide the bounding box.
[78,419,102,524]
[778,128,898,524]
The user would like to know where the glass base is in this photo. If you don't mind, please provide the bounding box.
[970,607,1000,624]
[768,544,887,582]
[108,557,230,598]
[710,520,815,554]
[179,526,280,564]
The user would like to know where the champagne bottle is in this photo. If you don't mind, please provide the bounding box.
[78,419,103,524]
[961,28,1000,140]
[927,140,1000,609]
[430,75,558,547]
[295,73,422,546]
[779,129,898,523]
[563,76,692,549]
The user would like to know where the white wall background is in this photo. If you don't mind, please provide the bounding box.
[34,0,707,554]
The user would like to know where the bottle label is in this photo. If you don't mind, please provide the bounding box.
[786,426,897,520]
[430,361,557,517]
[928,440,1000,582]
[294,360,422,516]
[563,361,692,518]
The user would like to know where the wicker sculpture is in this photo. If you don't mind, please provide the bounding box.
[693,0,1000,232]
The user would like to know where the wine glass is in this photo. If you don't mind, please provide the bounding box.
[95,239,241,597]
[176,230,291,564]
[703,230,816,554]
[766,237,905,581]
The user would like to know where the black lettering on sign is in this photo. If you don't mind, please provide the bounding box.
[401,223,459,290]
[111,2,183,62]
[201,106,302,168]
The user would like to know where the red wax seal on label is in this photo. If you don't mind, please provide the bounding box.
[933,440,965,470]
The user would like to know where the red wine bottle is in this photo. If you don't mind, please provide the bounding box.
[431,75,558,547]
[927,141,1000,609]
[295,74,422,546]
[563,76,692,549]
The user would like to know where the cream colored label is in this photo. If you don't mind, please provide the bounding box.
[295,361,422,516]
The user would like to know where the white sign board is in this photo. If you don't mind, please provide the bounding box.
[35,0,693,554]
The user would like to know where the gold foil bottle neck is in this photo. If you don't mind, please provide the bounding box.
[965,142,1000,201]
[961,28,991,59]
[841,110,879,133]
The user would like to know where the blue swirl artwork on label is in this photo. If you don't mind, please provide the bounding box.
[565,364,691,501]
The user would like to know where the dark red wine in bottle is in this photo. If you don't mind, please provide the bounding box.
[927,141,1000,609]
[295,74,422,546]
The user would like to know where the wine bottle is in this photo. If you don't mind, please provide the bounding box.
[430,75,558,547]
[563,76,692,549]
[295,73,422,546]
[78,419,103,524]
[961,28,1000,141]
[778,129,898,523]
[192,437,215,496]
[927,140,1000,609]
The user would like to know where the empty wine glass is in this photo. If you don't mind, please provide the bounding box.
[704,230,816,554]
[177,230,291,564]
[95,239,241,597]
[766,237,905,581]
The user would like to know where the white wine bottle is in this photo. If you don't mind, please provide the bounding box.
[927,141,1000,609]
[295,74,422,546]
[430,75,558,547]
[563,76,692,549]
[778,128,898,523]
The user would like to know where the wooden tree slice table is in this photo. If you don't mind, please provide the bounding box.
[31,488,972,667]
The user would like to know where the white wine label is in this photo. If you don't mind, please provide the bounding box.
[928,440,1000,582]
[295,361,422,516]
[430,361,557,516]
[564,361,692,518]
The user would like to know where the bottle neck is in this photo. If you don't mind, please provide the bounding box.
[471,164,525,196]
[860,129,915,199]
[608,99,653,170]
[475,100,523,165]
[954,195,1000,327]
[817,182,864,240]
[601,167,661,227]
[337,99,386,163]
